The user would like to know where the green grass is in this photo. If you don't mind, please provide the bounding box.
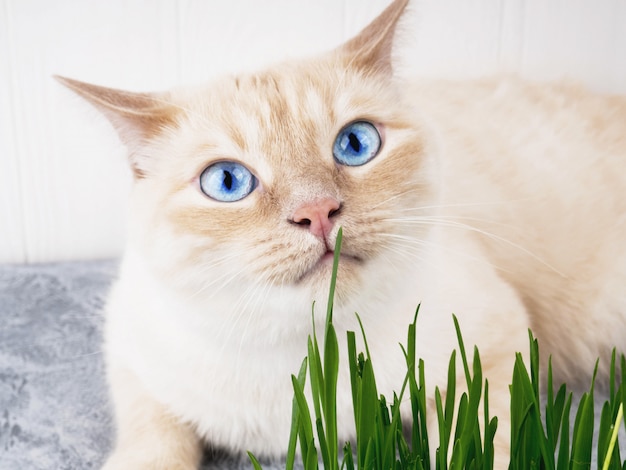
[249,229,626,469]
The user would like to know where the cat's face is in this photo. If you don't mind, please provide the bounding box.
[59,0,435,310]
[134,60,434,299]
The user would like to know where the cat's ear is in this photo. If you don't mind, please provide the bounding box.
[339,0,409,77]
[55,76,178,178]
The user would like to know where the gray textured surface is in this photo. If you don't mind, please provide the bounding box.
[0,260,115,470]
[0,260,623,469]
[0,260,289,470]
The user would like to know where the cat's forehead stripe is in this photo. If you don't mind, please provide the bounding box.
[222,70,336,165]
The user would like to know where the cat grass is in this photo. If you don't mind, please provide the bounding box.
[249,229,626,470]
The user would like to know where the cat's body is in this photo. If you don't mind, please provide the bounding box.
[413,77,626,381]
[58,0,626,468]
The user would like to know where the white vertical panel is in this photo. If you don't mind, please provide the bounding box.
[404,0,626,91]
[2,0,626,263]
[174,0,378,82]
[343,0,395,39]
[0,0,27,263]
[497,0,526,71]
[406,0,505,78]
[520,0,626,91]
[4,0,182,263]
[607,0,626,93]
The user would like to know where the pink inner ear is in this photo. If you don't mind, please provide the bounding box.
[56,75,180,179]
[290,197,342,240]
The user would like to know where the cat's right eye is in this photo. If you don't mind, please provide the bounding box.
[199,161,257,202]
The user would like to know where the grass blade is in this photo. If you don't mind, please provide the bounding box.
[247,451,263,470]
[556,392,572,470]
[305,440,319,470]
[357,357,379,467]
[603,403,624,470]
[286,358,309,470]
[452,315,471,388]
[570,362,598,470]
[323,321,340,469]
[308,335,323,428]
[442,349,457,463]
[347,331,359,434]
[292,373,315,462]
[326,227,342,323]
[342,442,355,470]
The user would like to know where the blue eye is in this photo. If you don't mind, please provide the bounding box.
[333,121,381,166]
[199,161,257,202]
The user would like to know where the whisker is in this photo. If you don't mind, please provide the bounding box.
[187,253,249,300]
[382,238,447,277]
[381,233,515,275]
[399,196,543,213]
[369,187,425,210]
[235,280,275,376]
[383,217,567,278]
[385,214,523,232]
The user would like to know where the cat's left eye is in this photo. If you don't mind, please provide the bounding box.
[199,161,257,202]
[333,121,382,167]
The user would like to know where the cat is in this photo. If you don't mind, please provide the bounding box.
[57,0,626,468]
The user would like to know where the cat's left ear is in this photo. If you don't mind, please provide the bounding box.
[338,0,409,77]
[55,76,179,178]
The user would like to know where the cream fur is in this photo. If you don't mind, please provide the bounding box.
[59,0,626,468]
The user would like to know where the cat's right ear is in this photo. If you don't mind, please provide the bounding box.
[338,0,409,78]
[55,76,178,178]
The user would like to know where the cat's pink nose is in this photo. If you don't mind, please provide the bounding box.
[291,197,341,239]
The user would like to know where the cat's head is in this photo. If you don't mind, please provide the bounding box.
[58,0,438,316]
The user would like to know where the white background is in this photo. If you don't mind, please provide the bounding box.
[2,0,625,263]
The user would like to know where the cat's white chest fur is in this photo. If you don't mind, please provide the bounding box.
[104,225,530,457]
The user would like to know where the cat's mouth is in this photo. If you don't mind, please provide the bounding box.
[296,249,362,284]
[320,249,362,266]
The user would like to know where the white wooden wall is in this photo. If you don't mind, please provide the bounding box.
[1,0,625,264]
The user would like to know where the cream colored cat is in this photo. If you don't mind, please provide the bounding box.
[58,0,626,468]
